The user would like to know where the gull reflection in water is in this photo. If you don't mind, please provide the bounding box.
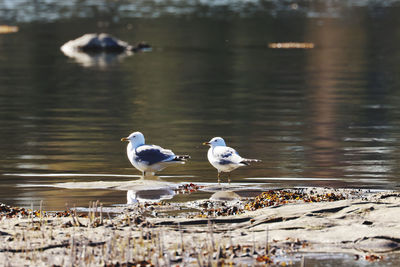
[126,174,176,204]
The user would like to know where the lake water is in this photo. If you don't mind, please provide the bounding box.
[1,0,400,211]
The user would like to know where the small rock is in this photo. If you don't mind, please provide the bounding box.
[60,33,151,67]
[61,33,150,53]
[362,220,373,225]
[62,33,128,53]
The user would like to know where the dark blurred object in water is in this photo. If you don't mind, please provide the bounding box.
[133,41,152,52]
[60,33,151,67]
[61,33,150,53]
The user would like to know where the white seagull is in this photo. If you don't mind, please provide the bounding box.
[203,137,261,184]
[121,132,190,176]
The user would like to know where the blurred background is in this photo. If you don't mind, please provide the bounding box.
[1,0,400,210]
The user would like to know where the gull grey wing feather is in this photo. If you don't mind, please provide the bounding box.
[135,145,175,165]
[213,146,242,164]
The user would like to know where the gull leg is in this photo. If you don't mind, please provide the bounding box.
[228,172,231,185]
[217,172,221,184]
[142,171,146,177]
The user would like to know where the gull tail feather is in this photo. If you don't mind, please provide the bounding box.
[240,158,261,166]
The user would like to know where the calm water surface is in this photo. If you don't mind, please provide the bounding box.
[1,1,400,211]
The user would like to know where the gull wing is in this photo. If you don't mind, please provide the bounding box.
[135,145,175,165]
[212,146,243,165]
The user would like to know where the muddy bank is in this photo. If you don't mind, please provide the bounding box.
[0,188,399,266]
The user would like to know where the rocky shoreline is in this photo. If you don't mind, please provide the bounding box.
[1,187,400,266]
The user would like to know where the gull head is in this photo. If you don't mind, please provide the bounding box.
[121,131,145,147]
[203,137,226,147]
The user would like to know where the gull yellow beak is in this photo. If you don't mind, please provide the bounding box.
[121,137,129,142]
[202,142,210,146]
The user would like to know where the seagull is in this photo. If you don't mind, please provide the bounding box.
[121,132,190,176]
[203,137,261,184]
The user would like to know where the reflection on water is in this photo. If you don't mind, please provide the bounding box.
[61,48,132,68]
[127,188,175,203]
[1,1,400,211]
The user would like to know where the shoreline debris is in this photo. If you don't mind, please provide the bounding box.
[0,188,399,265]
